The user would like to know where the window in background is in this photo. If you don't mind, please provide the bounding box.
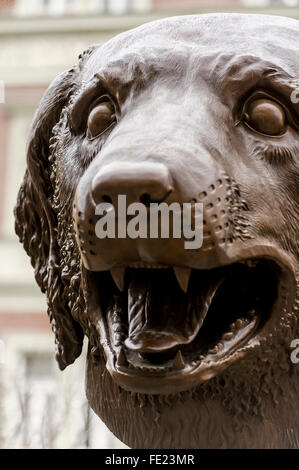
[6,0,152,16]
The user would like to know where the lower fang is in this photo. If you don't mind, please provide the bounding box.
[116,348,127,367]
[90,346,101,362]
[173,350,185,370]
[223,332,234,341]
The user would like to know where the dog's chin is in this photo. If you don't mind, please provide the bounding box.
[85,324,299,449]
[82,244,297,396]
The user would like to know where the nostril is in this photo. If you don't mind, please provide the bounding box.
[91,162,173,206]
[140,188,173,207]
[101,195,113,204]
[139,193,151,207]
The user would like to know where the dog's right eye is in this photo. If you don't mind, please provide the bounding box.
[237,90,297,138]
[244,99,286,136]
[87,100,116,140]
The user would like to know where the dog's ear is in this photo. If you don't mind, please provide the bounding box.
[15,67,84,370]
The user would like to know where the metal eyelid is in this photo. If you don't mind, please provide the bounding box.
[88,94,113,114]
[86,120,116,141]
[86,93,119,141]
[242,121,288,139]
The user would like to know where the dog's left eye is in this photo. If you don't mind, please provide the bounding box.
[244,99,286,136]
[240,93,288,137]
[87,100,116,140]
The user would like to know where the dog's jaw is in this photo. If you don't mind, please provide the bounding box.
[82,233,299,448]
[85,297,299,449]
[81,245,297,395]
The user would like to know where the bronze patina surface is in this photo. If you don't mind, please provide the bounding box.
[15,14,299,448]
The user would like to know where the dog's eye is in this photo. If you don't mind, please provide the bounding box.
[87,101,115,140]
[243,98,286,136]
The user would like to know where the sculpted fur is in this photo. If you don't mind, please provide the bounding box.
[15,14,299,448]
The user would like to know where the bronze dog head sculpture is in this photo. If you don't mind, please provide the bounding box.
[15,14,299,448]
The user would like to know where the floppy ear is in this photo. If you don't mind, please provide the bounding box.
[15,67,84,370]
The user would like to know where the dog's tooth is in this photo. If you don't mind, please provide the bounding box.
[110,267,126,292]
[208,345,219,354]
[90,346,101,363]
[173,350,185,370]
[116,348,127,367]
[113,324,123,333]
[222,332,234,341]
[114,332,122,342]
[90,346,100,356]
[235,319,244,329]
[246,259,257,268]
[173,267,191,293]
[112,313,119,323]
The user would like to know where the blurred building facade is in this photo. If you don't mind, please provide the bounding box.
[0,0,156,449]
[0,0,298,449]
[1,0,299,16]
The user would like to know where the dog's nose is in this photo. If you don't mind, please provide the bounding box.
[91,161,173,206]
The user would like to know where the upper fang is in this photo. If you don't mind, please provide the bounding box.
[111,267,126,292]
[173,267,191,293]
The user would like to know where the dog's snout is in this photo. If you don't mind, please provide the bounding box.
[91,162,173,206]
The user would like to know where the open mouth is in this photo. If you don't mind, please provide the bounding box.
[86,250,295,394]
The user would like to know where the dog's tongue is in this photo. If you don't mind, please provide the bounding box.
[124,269,224,353]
